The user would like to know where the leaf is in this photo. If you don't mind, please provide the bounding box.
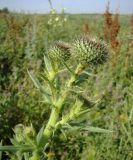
[60,129,67,140]
[43,143,49,153]
[24,152,30,160]
[27,70,41,89]
[82,126,113,133]
[40,75,56,92]
[75,72,89,85]
[0,145,33,152]
[129,107,133,121]
[62,62,75,76]
[77,108,91,117]
[27,70,51,97]
[44,54,53,73]
[36,125,45,146]
[62,124,113,134]
[62,125,81,132]
[82,71,97,77]
[16,151,23,160]
[0,141,2,160]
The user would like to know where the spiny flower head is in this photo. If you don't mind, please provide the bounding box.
[71,35,109,67]
[48,41,71,61]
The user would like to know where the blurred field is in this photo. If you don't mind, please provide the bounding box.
[0,8,133,160]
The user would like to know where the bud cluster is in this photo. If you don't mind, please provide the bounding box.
[48,35,109,67]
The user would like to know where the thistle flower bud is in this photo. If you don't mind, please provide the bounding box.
[48,41,71,61]
[71,36,109,66]
[24,126,35,139]
[14,124,24,142]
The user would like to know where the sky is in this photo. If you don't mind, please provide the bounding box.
[0,0,133,14]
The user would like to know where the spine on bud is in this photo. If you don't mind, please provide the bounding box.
[48,35,109,68]
[48,41,71,61]
[70,35,109,67]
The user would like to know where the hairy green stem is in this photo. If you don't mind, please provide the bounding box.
[30,151,40,160]
[43,108,59,143]
[42,64,82,146]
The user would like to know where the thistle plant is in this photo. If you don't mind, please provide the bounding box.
[0,35,111,160]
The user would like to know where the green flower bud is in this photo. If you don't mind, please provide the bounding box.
[24,126,35,138]
[29,154,40,160]
[48,41,71,61]
[14,124,24,143]
[71,36,109,66]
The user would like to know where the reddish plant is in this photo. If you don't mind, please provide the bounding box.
[130,14,133,47]
[103,2,113,42]
[110,13,120,49]
[82,23,89,33]
[103,2,120,49]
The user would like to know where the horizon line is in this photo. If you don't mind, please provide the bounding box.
[0,8,132,15]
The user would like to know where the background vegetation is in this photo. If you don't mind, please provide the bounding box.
[0,3,133,159]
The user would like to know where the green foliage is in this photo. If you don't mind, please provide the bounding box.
[0,11,133,160]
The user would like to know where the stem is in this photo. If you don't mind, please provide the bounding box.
[41,91,68,146]
[43,108,59,144]
[30,151,40,160]
[41,64,83,146]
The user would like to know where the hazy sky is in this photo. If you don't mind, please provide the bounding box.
[0,0,133,14]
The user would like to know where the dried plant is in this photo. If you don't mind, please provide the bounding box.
[103,2,113,42]
[103,2,120,49]
[103,2,121,69]
[130,14,133,48]
[82,23,89,33]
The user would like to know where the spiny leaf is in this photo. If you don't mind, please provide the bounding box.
[82,70,97,77]
[16,151,23,160]
[77,108,91,117]
[24,153,30,160]
[60,129,67,140]
[27,70,42,89]
[82,126,113,133]
[0,145,34,152]
[40,75,56,92]
[62,125,113,134]
[44,54,53,73]
[36,125,45,146]
[27,70,51,97]
[62,62,75,76]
